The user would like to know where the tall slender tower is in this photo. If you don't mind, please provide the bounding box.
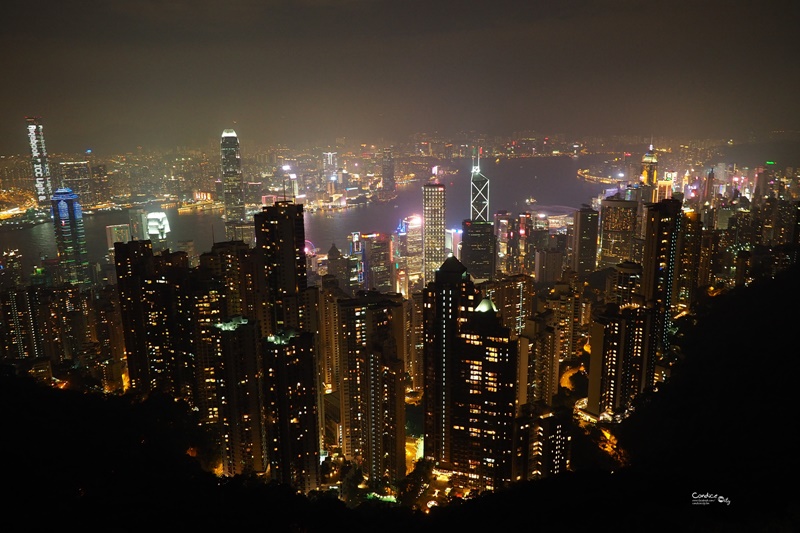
[641,198,682,357]
[25,116,53,205]
[422,182,446,284]
[50,188,90,287]
[221,129,245,240]
[470,148,489,222]
[462,147,495,281]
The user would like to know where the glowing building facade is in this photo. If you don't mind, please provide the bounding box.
[50,187,90,287]
[422,182,446,284]
[26,116,53,205]
[221,129,245,239]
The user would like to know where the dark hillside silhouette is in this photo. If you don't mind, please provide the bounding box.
[3,263,800,530]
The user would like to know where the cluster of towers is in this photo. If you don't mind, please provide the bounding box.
[4,119,800,499]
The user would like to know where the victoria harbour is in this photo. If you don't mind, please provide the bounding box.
[2,155,611,275]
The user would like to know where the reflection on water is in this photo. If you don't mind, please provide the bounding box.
[2,155,610,276]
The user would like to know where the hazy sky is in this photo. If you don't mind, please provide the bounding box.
[2,0,799,155]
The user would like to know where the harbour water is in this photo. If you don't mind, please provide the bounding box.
[1,155,612,275]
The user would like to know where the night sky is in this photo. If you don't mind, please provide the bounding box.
[2,0,799,155]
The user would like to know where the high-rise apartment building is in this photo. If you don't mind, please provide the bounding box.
[199,240,256,319]
[480,273,535,336]
[25,116,53,205]
[114,240,154,393]
[640,198,683,356]
[326,243,361,297]
[212,317,264,477]
[336,291,407,490]
[512,404,571,482]
[423,256,481,470]
[221,129,245,240]
[51,188,90,288]
[262,330,321,493]
[606,261,643,306]
[253,201,308,337]
[450,298,518,492]
[493,210,513,275]
[598,196,638,269]
[587,302,655,420]
[392,215,423,293]
[533,248,564,285]
[0,288,43,361]
[422,182,446,284]
[361,233,393,293]
[520,309,560,406]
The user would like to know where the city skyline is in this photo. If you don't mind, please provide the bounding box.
[2,1,799,156]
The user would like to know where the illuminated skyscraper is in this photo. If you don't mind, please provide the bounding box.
[50,187,90,287]
[640,144,658,186]
[470,148,490,222]
[221,129,245,240]
[494,210,513,275]
[322,151,338,181]
[673,209,703,314]
[146,211,171,252]
[25,116,53,205]
[393,215,423,293]
[422,182,446,284]
[462,148,495,281]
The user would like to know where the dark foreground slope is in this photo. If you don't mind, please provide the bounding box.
[3,264,800,531]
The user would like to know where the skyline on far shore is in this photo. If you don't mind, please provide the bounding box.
[1,1,799,156]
